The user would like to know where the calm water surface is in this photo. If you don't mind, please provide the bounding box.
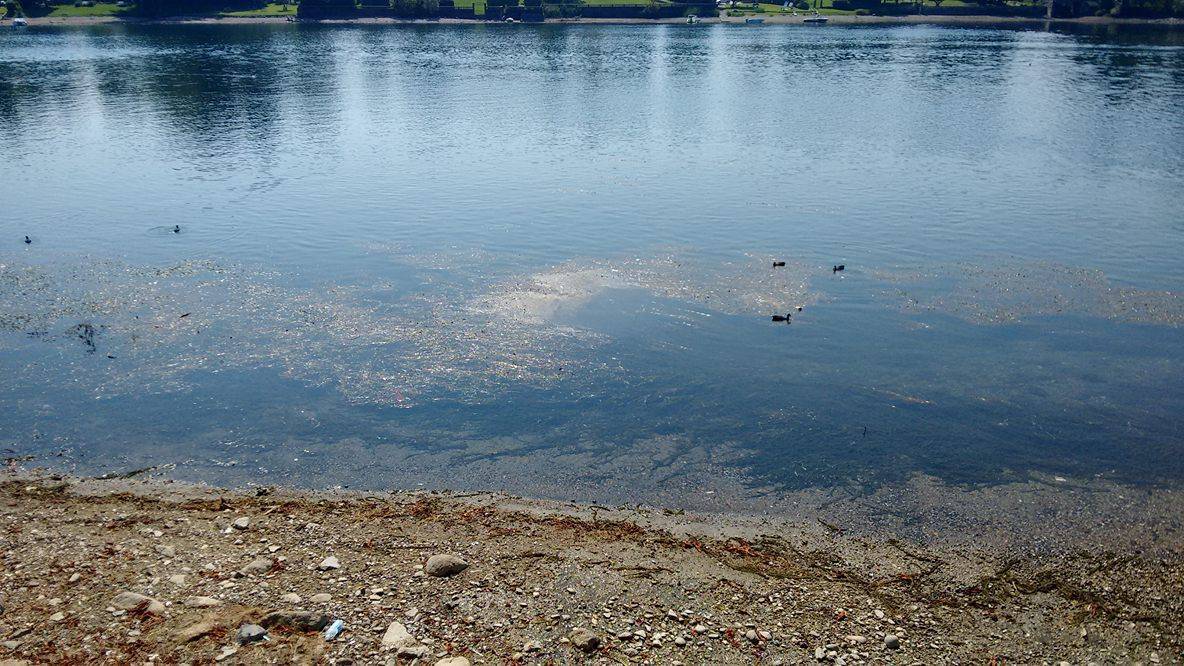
[1,23,1183,522]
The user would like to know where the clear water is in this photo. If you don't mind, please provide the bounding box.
[2,22,1183,516]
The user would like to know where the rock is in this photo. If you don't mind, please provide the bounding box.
[434,659,470,666]
[155,545,176,558]
[309,593,332,603]
[215,645,238,661]
[260,610,331,632]
[239,558,274,576]
[168,574,187,586]
[382,622,414,648]
[67,573,81,584]
[318,556,340,571]
[49,612,65,622]
[184,596,223,607]
[569,628,601,652]
[111,591,165,615]
[281,593,302,604]
[232,517,250,530]
[424,554,469,577]
[745,629,758,642]
[175,620,220,643]
[884,634,901,650]
[815,646,827,661]
[398,645,430,658]
[236,624,267,644]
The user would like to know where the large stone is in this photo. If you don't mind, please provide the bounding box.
[184,596,223,607]
[382,622,414,648]
[237,624,267,644]
[111,591,166,615]
[239,558,274,576]
[318,556,341,571]
[424,554,469,577]
[569,628,601,652]
[175,620,221,643]
[260,610,331,632]
[435,659,471,666]
[231,517,251,530]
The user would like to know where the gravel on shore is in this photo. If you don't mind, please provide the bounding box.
[0,472,1181,664]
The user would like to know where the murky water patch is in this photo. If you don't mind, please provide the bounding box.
[0,256,612,408]
[871,261,1184,326]
[479,253,818,325]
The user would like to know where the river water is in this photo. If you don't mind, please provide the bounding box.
[2,22,1183,543]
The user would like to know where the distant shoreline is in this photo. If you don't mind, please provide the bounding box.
[13,13,1184,26]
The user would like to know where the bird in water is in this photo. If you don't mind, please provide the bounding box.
[771,314,791,323]
[772,261,786,268]
[24,236,32,244]
[173,225,181,233]
[832,264,845,273]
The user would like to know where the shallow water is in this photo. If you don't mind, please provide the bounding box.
[1,22,1183,528]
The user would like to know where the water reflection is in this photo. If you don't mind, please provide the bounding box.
[0,24,1182,532]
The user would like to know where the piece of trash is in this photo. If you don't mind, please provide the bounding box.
[832,264,846,273]
[324,619,344,640]
[772,261,786,268]
[24,235,32,244]
[179,313,191,318]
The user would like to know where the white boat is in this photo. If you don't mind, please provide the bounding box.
[13,17,29,26]
[802,15,827,22]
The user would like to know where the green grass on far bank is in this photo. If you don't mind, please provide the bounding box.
[728,0,1045,13]
[220,2,295,15]
[44,2,136,16]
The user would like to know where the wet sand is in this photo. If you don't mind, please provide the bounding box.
[0,470,1181,664]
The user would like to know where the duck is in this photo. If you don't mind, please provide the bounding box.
[172,225,181,233]
[772,261,786,268]
[832,264,845,273]
[24,235,32,244]
[771,314,791,322]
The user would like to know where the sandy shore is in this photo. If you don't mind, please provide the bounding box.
[0,470,1180,664]
[11,13,1184,26]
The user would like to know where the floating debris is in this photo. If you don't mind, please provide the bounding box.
[871,261,1184,327]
